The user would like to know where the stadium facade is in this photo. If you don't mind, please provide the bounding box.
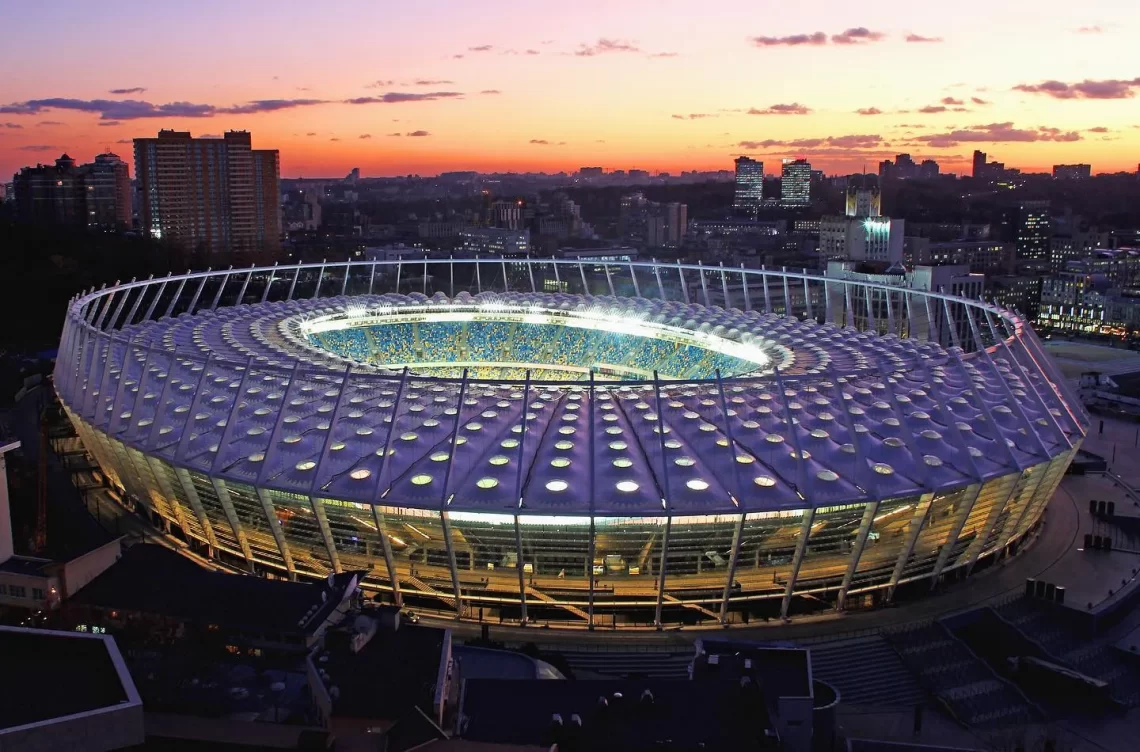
[54,259,1087,627]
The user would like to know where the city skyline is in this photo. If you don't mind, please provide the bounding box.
[1,0,1137,179]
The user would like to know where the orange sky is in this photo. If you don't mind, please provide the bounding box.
[2,0,1138,179]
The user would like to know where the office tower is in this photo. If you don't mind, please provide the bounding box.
[134,130,281,258]
[12,152,130,229]
[822,180,903,265]
[972,150,987,179]
[894,154,917,180]
[780,159,811,206]
[1052,164,1091,180]
[489,199,522,230]
[1016,200,1051,261]
[733,156,764,209]
[919,159,940,179]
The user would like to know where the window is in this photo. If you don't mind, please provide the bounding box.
[32,588,44,601]
[9,585,26,598]
[0,584,6,595]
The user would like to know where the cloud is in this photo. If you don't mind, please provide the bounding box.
[672,113,715,119]
[913,122,1081,147]
[37,120,64,126]
[366,79,396,88]
[831,27,885,44]
[115,139,131,144]
[856,107,883,115]
[574,38,641,56]
[1087,126,1110,133]
[905,33,943,43]
[452,54,464,59]
[919,105,949,113]
[3,122,23,128]
[469,45,493,52]
[1076,25,1103,33]
[97,120,121,126]
[306,132,317,136]
[738,133,884,150]
[480,89,502,95]
[530,139,551,145]
[525,49,540,55]
[387,132,401,137]
[18,144,56,151]
[648,51,679,58]
[747,102,812,115]
[344,92,463,104]
[751,32,827,47]
[941,97,965,105]
[0,97,217,119]
[108,87,147,95]
[330,137,340,141]
[971,97,990,105]
[412,79,454,85]
[406,130,430,137]
[218,98,327,114]
[359,134,372,139]
[1013,78,1140,99]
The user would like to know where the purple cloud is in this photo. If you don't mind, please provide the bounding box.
[905,33,943,43]
[574,38,641,56]
[18,144,56,151]
[468,45,493,52]
[97,120,121,126]
[913,122,1081,147]
[856,107,883,115]
[406,130,430,137]
[0,97,216,119]
[37,120,64,126]
[941,97,965,105]
[1013,78,1140,99]
[108,87,147,95]
[3,122,23,128]
[919,105,949,113]
[831,27,885,44]
[525,49,540,55]
[480,89,502,95]
[366,79,396,88]
[412,79,454,85]
[738,133,883,150]
[671,113,716,120]
[751,32,827,47]
[218,98,327,114]
[747,102,812,115]
[971,97,990,105]
[344,92,463,104]
[359,134,372,139]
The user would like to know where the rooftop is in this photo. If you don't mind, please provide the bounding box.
[0,626,133,730]
[460,678,778,751]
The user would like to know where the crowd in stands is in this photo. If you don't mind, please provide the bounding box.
[309,320,759,380]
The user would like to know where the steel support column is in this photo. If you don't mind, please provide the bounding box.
[780,509,816,620]
[836,501,880,611]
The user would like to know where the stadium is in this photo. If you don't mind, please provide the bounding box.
[54,259,1088,628]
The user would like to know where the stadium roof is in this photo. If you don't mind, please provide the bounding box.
[63,287,1085,515]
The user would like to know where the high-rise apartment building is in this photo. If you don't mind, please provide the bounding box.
[1016,200,1051,261]
[134,130,281,258]
[972,150,987,179]
[893,154,917,180]
[1052,164,1092,180]
[12,153,130,229]
[780,159,811,206]
[733,156,764,209]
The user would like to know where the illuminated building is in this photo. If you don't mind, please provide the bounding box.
[780,159,811,206]
[1016,200,1051,261]
[134,130,281,258]
[733,156,765,210]
[820,184,903,265]
[459,227,530,255]
[55,260,1085,627]
[1052,164,1091,180]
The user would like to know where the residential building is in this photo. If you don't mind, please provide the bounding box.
[1053,164,1091,180]
[134,130,281,258]
[780,159,811,206]
[1015,200,1050,261]
[893,153,917,180]
[987,274,1043,319]
[733,156,765,209]
[972,150,987,179]
[488,199,522,230]
[919,159,941,179]
[908,240,1015,275]
[12,153,130,229]
[459,227,530,255]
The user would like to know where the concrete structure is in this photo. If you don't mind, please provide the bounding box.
[134,130,281,258]
[1016,200,1051,261]
[1053,164,1092,180]
[53,260,1087,628]
[460,227,530,255]
[0,626,144,752]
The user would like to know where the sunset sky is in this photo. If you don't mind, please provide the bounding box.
[2,0,1137,179]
